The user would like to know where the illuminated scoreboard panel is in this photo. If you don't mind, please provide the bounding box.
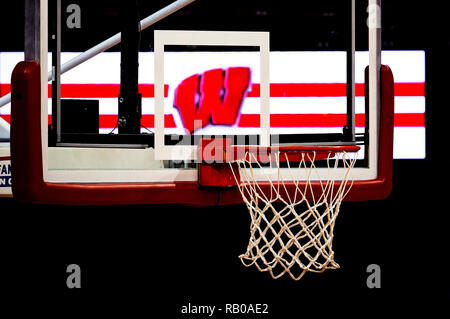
[0,50,425,159]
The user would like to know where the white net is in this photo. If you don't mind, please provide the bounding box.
[230,150,358,280]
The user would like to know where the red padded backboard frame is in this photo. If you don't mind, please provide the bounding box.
[10,61,394,205]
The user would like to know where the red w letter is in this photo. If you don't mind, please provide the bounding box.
[173,67,251,134]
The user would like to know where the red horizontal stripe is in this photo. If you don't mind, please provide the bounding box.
[53,84,169,98]
[394,113,426,127]
[0,113,424,128]
[247,83,424,97]
[0,84,11,96]
[0,84,168,99]
[0,82,425,99]
[248,83,351,97]
[238,113,425,128]
[394,82,425,96]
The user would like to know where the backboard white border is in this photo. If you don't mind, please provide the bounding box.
[153,30,270,161]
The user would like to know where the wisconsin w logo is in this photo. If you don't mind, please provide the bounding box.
[173,67,251,133]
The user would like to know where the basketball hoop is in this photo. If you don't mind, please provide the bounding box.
[198,140,360,280]
[230,145,359,280]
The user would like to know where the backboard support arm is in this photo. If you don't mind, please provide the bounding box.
[344,0,356,142]
[50,0,62,143]
[25,0,41,62]
[0,0,196,109]
[118,0,142,134]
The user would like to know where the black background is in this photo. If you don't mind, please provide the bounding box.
[1,0,449,317]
